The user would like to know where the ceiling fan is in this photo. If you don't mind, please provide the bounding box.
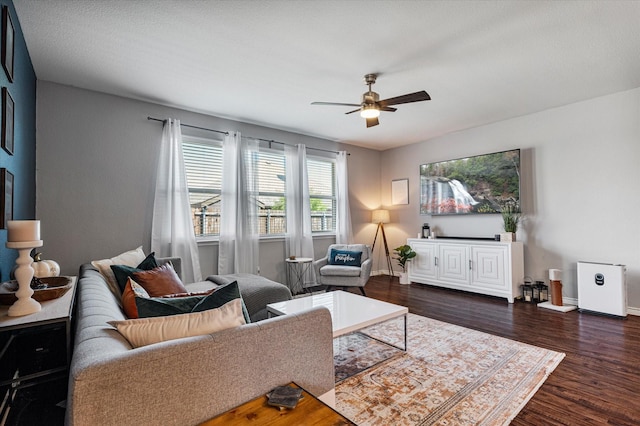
[311,73,431,128]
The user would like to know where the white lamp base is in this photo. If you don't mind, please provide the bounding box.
[6,240,43,317]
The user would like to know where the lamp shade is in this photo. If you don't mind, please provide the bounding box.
[371,209,390,224]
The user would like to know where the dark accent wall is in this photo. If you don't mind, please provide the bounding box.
[0,0,36,281]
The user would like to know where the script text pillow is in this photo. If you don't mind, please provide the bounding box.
[131,263,187,297]
[329,249,362,266]
[108,298,246,348]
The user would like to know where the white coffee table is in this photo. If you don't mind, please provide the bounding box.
[267,290,408,351]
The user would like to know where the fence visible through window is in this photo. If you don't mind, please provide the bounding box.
[192,208,334,237]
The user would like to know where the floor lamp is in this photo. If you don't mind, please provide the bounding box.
[371,209,393,278]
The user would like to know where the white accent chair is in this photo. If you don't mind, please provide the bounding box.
[313,244,373,296]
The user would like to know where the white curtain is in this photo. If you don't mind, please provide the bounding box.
[218,132,260,275]
[335,151,353,244]
[285,144,315,283]
[151,118,202,283]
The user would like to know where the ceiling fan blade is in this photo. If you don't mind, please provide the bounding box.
[345,108,362,115]
[366,117,379,128]
[380,106,397,112]
[311,101,361,107]
[378,91,431,107]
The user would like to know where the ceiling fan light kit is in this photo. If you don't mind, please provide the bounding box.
[360,104,380,119]
[312,73,431,128]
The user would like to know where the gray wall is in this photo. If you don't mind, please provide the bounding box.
[37,81,639,310]
[380,88,640,309]
[35,81,381,284]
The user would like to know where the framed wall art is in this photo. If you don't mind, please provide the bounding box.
[2,6,14,82]
[391,178,409,205]
[1,168,13,229]
[2,87,13,155]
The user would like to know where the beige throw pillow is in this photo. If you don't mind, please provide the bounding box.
[91,246,146,299]
[108,298,246,348]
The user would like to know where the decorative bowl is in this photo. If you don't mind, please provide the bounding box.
[0,276,72,305]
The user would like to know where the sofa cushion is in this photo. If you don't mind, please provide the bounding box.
[110,252,159,294]
[91,246,146,299]
[135,281,250,323]
[320,264,362,277]
[122,279,150,319]
[206,273,292,322]
[328,249,362,266]
[131,263,188,297]
[107,298,246,348]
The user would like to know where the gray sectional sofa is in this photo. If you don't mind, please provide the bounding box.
[66,260,335,426]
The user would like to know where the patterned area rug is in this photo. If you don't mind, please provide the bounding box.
[334,314,564,426]
[334,332,403,382]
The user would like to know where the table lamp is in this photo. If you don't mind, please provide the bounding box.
[6,220,43,316]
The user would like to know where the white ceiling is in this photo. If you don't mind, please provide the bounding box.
[13,0,640,151]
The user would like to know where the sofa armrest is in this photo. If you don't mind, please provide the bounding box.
[156,257,182,280]
[67,306,334,426]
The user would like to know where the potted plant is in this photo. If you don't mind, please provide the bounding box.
[393,244,417,285]
[500,203,521,242]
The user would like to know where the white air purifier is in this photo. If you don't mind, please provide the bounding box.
[577,261,627,317]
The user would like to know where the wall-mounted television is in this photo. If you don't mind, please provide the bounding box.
[420,149,520,215]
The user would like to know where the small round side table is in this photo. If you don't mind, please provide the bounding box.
[285,257,313,295]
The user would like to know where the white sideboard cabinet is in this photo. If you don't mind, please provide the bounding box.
[407,238,524,303]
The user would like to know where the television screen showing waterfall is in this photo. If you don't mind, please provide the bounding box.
[420,149,520,215]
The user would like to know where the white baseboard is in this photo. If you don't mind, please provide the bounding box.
[564,297,640,316]
[371,269,399,277]
[627,306,640,316]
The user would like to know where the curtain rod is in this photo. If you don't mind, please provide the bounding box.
[147,116,228,135]
[147,116,349,156]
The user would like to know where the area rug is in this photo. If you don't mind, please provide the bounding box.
[334,314,565,426]
[334,332,403,382]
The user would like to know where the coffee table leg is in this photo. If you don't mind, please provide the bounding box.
[360,314,408,352]
[403,314,407,351]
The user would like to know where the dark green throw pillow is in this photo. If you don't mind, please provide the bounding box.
[135,281,251,323]
[111,252,158,294]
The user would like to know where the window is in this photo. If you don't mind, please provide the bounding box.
[182,136,223,237]
[183,135,336,238]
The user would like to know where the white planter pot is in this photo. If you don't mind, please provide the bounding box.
[500,232,516,242]
[399,272,410,285]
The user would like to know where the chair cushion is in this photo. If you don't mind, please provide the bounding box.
[328,249,362,266]
[320,264,362,277]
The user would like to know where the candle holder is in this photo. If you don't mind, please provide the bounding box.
[6,239,43,316]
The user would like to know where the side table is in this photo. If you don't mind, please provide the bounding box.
[285,257,313,295]
[199,382,354,425]
[0,276,77,421]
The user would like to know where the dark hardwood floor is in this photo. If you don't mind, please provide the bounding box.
[365,275,640,426]
[11,276,640,425]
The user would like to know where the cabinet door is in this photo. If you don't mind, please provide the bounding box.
[409,242,437,280]
[438,244,469,285]
[471,245,507,290]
